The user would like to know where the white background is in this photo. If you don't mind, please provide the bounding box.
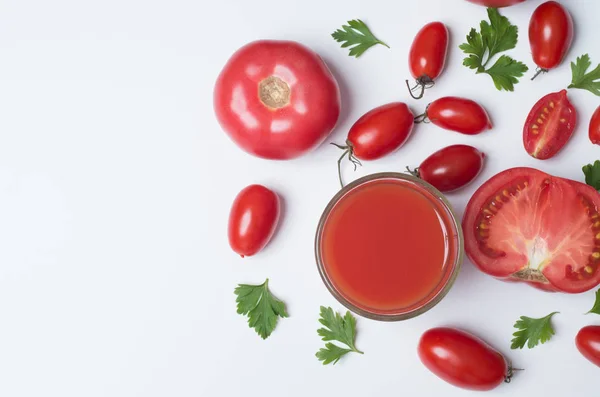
[1,0,600,396]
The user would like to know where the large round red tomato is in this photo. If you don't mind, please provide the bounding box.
[409,145,485,193]
[523,90,576,160]
[467,0,526,6]
[418,328,510,391]
[529,1,573,73]
[228,185,280,258]
[463,168,600,293]
[407,22,448,99]
[576,326,600,367]
[214,40,341,159]
[590,106,600,145]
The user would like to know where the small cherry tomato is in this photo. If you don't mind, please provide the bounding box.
[214,40,341,159]
[467,0,526,6]
[576,326,600,368]
[407,22,449,100]
[408,145,485,193]
[417,97,492,135]
[529,1,573,78]
[418,327,512,391]
[590,106,600,145]
[333,102,414,186]
[228,185,280,258]
[523,90,576,160]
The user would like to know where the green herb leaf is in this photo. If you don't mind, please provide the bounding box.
[511,312,559,349]
[587,288,600,315]
[568,54,600,96]
[316,306,363,365]
[234,279,288,339]
[459,7,528,91]
[331,19,389,58]
[583,160,600,191]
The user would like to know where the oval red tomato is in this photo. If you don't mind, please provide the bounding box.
[467,0,526,6]
[214,40,341,159]
[228,185,280,257]
[333,102,414,186]
[523,90,576,160]
[421,97,492,135]
[529,1,573,73]
[407,22,449,99]
[463,167,600,293]
[590,106,600,145]
[410,145,485,193]
[576,326,600,367]
[418,328,510,391]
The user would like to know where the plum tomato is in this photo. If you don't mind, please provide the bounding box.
[418,327,511,391]
[529,1,573,77]
[228,185,280,258]
[407,22,449,99]
[467,0,526,6]
[523,90,576,160]
[576,326,600,368]
[463,167,600,293]
[417,97,492,135]
[214,40,341,159]
[333,102,414,187]
[408,145,485,193]
[590,106,600,145]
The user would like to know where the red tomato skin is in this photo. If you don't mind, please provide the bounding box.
[409,22,449,81]
[523,90,576,160]
[467,0,526,6]
[228,185,280,257]
[418,328,508,391]
[348,103,414,160]
[418,145,485,193]
[427,97,492,135]
[576,326,600,368]
[529,1,574,70]
[214,40,341,160]
[590,106,600,145]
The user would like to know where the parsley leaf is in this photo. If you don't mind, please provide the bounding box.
[459,8,528,91]
[586,288,600,315]
[583,160,600,191]
[234,279,288,339]
[316,306,363,365]
[511,312,559,349]
[568,54,600,96]
[332,19,389,58]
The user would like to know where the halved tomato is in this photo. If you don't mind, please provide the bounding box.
[463,168,600,293]
[523,90,576,160]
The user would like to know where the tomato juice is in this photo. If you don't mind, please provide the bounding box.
[316,173,463,320]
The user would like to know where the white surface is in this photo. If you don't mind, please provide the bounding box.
[1,0,600,396]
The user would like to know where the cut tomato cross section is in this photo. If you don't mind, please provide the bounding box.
[463,168,600,293]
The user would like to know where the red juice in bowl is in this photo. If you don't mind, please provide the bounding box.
[315,173,463,320]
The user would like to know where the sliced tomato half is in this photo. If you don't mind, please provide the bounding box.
[463,168,600,293]
[523,90,576,160]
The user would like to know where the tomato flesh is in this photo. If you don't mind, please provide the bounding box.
[529,1,573,71]
[590,106,600,145]
[418,328,508,391]
[576,326,600,368]
[464,168,600,293]
[214,40,341,159]
[523,90,576,160]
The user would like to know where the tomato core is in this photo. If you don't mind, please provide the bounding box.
[258,76,290,109]
[316,174,461,319]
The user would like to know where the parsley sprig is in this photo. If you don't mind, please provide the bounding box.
[568,54,600,96]
[583,161,600,191]
[332,19,389,58]
[316,306,363,365]
[511,312,559,349]
[459,8,528,91]
[234,279,288,339]
[586,288,600,315]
